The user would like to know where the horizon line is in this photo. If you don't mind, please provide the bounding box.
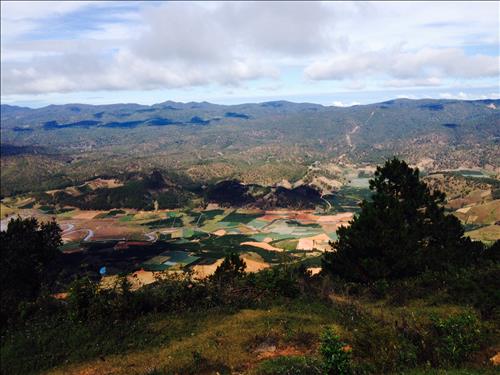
[2,96,499,110]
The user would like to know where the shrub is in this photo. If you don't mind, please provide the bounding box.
[250,264,312,299]
[320,327,353,375]
[211,252,247,284]
[429,313,481,365]
[67,277,100,322]
[371,279,389,299]
[352,319,413,373]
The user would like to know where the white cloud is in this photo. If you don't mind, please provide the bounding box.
[439,91,500,100]
[1,1,499,97]
[305,47,500,82]
[383,77,443,88]
[332,101,361,107]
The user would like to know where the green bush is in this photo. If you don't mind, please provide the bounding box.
[320,327,353,375]
[429,313,481,365]
[67,277,100,322]
[371,279,389,299]
[250,265,304,298]
[352,319,415,373]
[257,356,322,375]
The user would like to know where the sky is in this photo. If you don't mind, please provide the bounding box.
[1,1,499,108]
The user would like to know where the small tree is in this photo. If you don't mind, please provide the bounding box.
[323,158,482,282]
[320,327,352,375]
[211,252,246,283]
[0,217,62,320]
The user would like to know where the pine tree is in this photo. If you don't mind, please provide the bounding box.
[322,158,482,282]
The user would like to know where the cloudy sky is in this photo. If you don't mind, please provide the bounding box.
[1,1,499,107]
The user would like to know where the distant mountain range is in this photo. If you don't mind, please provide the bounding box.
[1,98,499,195]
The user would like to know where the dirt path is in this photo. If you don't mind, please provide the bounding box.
[320,196,332,211]
[145,231,157,242]
[83,229,94,242]
[63,228,94,242]
[345,125,359,148]
[366,110,375,124]
[345,111,375,149]
[61,223,75,233]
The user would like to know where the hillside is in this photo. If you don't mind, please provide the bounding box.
[1,98,499,196]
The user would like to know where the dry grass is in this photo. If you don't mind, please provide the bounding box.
[100,270,161,291]
[455,200,500,225]
[0,203,16,218]
[240,241,284,252]
[44,306,338,375]
[191,259,224,279]
[241,252,271,273]
[466,224,500,242]
[71,211,102,220]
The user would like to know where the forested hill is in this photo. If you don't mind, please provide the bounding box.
[1,98,499,195]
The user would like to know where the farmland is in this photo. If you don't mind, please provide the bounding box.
[2,191,353,281]
[1,165,498,285]
[1,161,498,375]
[1,202,356,284]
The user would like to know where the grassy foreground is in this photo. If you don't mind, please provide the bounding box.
[2,268,499,375]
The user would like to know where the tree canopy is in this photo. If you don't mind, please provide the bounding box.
[0,217,62,320]
[211,252,247,283]
[323,158,483,282]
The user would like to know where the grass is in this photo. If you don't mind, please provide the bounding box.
[466,224,500,243]
[221,211,263,224]
[7,292,492,375]
[95,209,126,218]
[197,234,290,263]
[40,300,339,375]
[285,220,321,228]
[18,201,35,209]
[118,214,134,222]
[3,309,226,375]
[189,209,225,224]
[270,239,299,251]
[38,205,55,214]
[400,369,499,375]
[2,276,497,375]
[141,217,183,229]
[328,186,372,213]
[56,209,77,219]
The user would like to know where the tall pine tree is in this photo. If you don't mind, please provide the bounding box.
[323,158,482,282]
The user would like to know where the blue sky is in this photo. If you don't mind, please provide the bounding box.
[1,1,499,108]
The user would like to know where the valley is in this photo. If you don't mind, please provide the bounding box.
[1,98,499,375]
[2,2,499,373]
[1,164,498,289]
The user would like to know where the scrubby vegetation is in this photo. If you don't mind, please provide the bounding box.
[2,99,499,197]
[1,158,498,375]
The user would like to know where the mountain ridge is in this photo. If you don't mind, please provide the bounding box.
[2,97,499,111]
[1,98,499,196]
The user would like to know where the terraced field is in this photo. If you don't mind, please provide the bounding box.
[0,197,358,281]
[1,170,498,282]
